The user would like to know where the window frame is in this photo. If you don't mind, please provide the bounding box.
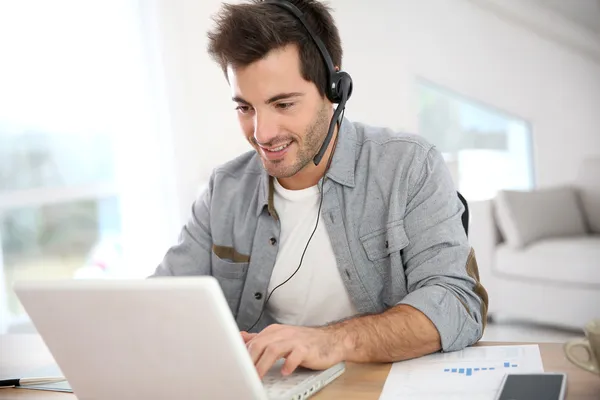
[414,76,537,199]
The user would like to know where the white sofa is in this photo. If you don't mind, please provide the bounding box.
[470,156,600,330]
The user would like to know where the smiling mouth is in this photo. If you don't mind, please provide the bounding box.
[261,141,292,152]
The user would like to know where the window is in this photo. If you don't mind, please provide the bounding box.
[0,1,175,332]
[416,79,535,201]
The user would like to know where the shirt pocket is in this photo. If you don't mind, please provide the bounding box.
[359,220,410,307]
[360,219,409,262]
[211,245,249,316]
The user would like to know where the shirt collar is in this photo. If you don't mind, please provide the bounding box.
[325,116,357,188]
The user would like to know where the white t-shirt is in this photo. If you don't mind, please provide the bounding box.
[266,178,358,326]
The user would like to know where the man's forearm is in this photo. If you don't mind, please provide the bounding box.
[323,304,442,363]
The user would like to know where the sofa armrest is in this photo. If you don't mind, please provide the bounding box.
[469,200,502,286]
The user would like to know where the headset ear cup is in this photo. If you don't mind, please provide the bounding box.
[339,72,353,101]
[326,74,340,103]
[329,72,352,103]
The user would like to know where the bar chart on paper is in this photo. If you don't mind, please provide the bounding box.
[442,360,519,376]
[378,345,544,400]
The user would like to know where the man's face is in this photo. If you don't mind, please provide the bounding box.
[227,44,331,179]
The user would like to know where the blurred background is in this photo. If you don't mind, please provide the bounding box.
[0,0,598,340]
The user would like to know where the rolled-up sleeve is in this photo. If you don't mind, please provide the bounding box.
[397,146,489,352]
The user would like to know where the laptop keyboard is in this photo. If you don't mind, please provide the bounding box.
[262,361,321,399]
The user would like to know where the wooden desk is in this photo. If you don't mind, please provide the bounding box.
[1,335,599,399]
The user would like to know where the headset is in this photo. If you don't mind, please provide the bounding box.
[245,0,353,332]
[264,0,353,166]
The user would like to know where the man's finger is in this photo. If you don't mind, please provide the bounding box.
[255,340,292,379]
[247,337,268,365]
[282,347,305,376]
[246,328,287,364]
[241,331,257,343]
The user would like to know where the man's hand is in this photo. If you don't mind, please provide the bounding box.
[243,324,345,379]
[241,305,442,380]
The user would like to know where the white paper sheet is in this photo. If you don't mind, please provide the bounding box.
[379,345,544,400]
[18,380,72,392]
[16,364,72,393]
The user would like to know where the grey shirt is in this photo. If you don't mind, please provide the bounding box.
[151,117,489,352]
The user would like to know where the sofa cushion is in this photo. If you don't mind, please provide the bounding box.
[577,157,600,234]
[495,236,600,286]
[494,186,588,249]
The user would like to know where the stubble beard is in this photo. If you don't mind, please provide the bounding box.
[263,103,330,179]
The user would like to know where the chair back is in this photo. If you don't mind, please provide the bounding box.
[457,191,469,236]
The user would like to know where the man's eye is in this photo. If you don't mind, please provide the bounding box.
[236,105,252,114]
[276,102,294,110]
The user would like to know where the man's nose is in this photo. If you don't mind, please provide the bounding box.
[253,112,279,146]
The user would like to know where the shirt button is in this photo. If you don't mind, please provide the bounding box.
[254,292,263,300]
[269,237,277,245]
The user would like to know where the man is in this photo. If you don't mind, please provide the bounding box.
[151,0,488,380]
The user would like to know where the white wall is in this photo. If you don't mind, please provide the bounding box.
[153,0,250,225]
[152,0,600,227]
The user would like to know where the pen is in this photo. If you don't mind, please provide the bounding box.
[0,377,66,388]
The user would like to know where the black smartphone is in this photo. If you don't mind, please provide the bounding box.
[495,373,567,400]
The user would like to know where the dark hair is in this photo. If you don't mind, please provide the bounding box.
[206,0,343,98]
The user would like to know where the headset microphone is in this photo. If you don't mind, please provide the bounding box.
[313,75,351,166]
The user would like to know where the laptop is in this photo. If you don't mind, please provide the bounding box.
[13,277,345,399]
